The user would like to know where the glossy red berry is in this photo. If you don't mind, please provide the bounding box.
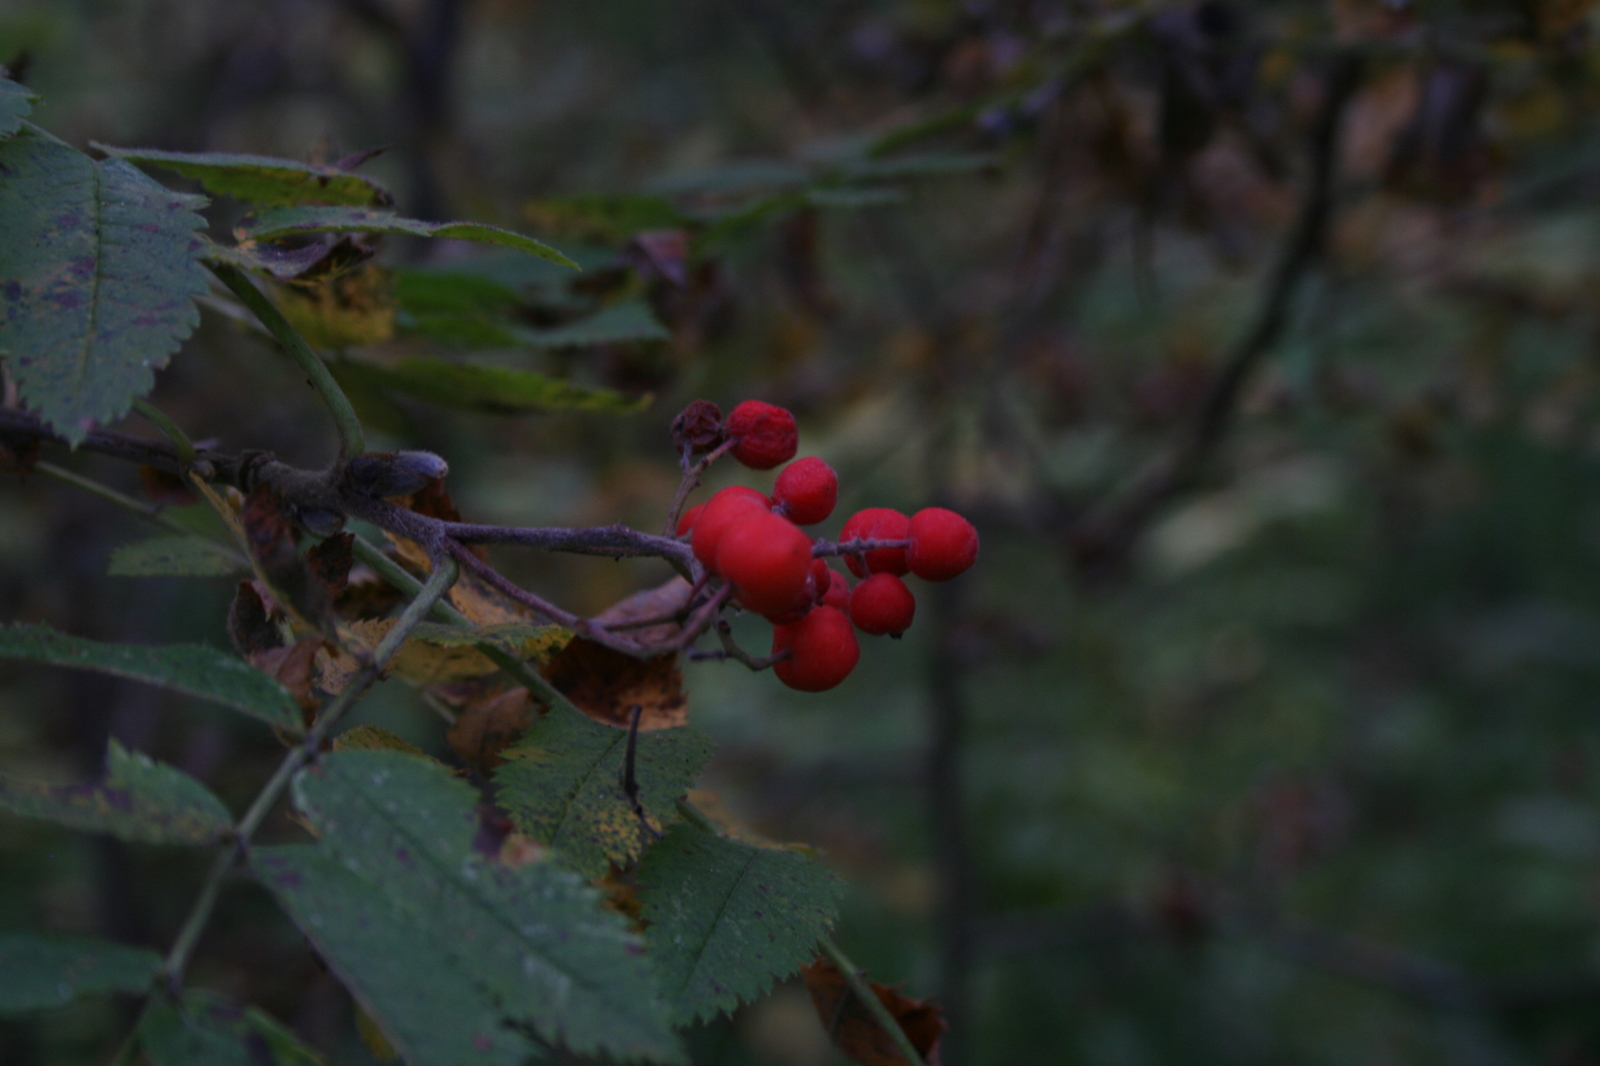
[838,507,911,578]
[691,487,770,570]
[724,401,798,470]
[819,568,850,610]
[849,573,916,636]
[772,605,860,692]
[773,457,838,525]
[716,511,814,619]
[676,503,704,538]
[907,507,979,581]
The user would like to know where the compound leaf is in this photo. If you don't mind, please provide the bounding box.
[0,129,209,445]
[0,623,300,729]
[139,990,321,1066]
[0,933,160,1014]
[235,206,576,270]
[255,750,682,1065]
[495,704,713,878]
[98,144,392,207]
[0,76,36,140]
[0,740,232,844]
[333,357,650,415]
[108,535,243,577]
[636,824,843,1025]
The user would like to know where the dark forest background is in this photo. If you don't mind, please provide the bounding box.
[9,0,1600,1063]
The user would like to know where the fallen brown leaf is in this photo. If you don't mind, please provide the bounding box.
[801,957,947,1066]
[541,636,687,730]
[447,686,534,773]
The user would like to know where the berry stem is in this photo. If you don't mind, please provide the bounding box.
[662,437,736,536]
[811,536,912,558]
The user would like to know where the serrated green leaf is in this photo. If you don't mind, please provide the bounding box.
[333,357,650,415]
[511,301,670,348]
[0,623,300,729]
[0,740,232,844]
[495,705,713,878]
[256,847,548,1066]
[139,990,322,1066]
[236,206,577,270]
[0,933,160,1014]
[637,825,843,1025]
[254,751,683,1065]
[409,621,570,659]
[0,129,209,445]
[0,77,37,140]
[98,144,392,207]
[108,535,242,577]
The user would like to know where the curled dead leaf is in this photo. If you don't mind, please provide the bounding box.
[447,686,534,773]
[801,957,947,1066]
[541,636,687,730]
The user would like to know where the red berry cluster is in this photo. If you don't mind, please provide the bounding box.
[678,400,978,692]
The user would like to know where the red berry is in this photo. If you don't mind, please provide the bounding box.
[838,507,911,578]
[848,573,916,636]
[772,605,860,692]
[676,503,704,538]
[907,508,979,581]
[724,401,798,470]
[809,558,832,598]
[819,568,850,610]
[716,511,814,619]
[773,457,838,525]
[691,487,769,570]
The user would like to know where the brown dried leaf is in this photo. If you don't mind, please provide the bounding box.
[305,532,355,604]
[801,958,947,1066]
[317,618,520,694]
[248,636,326,715]
[335,564,405,620]
[137,465,197,507]
[447,686,533,774]
[227,580,283,657]
[541,637,687,730]
[592,577,695,646]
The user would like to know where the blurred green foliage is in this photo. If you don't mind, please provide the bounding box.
[10,0,1600,1063]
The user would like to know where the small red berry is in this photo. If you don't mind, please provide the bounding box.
[848,573,916,636]
[838,507,911,578]
[724,401,798,470]
[819,568,850,610]
[676,503,704,538]
[773,457,838,525]
[691,487,769,570]
[809,557,833,599]
[772,605,860,692]
[716,511,814,618]
[907,507,979,581]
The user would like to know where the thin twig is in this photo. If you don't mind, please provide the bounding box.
[131,399,196,463]
[34,462,247,568]
[662,438,735,536]
[156,557,460,994]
